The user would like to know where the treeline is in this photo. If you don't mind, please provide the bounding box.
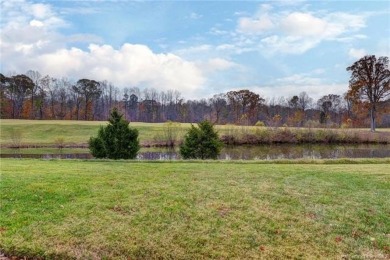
[1,70,389,127]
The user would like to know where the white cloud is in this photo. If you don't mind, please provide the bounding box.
[189,12,202,20]
[276,0,307,6]
[252,83,347,101]
[209,27,230,36]
[237,4,274,34]
[29,19,44,27]
[29,3,53,19]
[237,15,274,34]
[235,7,368,55]
[275,74,322,85]
[280,12,327,37]
[250,71,347,100]
[198,58,238,74]
[260,35,320,55]
[1,0,67,29]
[348,48,366,59]
[216,44,236,51]
[1,0,207,98]
[4,42,206,97]
[174,44,213,58]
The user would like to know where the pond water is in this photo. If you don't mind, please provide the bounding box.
[1,144,390,160]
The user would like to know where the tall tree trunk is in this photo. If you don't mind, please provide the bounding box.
[39,104,43,119]
[12,99,16,119]
[51,98,55,119]
[84,96,89,120]
[76,101,80,120]
[30,93,34,119]
[370,105,376,132]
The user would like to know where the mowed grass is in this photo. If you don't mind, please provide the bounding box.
[1,159,389,259]
[1,119,389,147]
[0,119,183,146]
[0,120,202,146]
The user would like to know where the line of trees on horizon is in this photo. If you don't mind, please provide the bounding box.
[1,55,389,129]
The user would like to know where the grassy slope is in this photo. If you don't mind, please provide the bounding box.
[0,119,179,146]
[1,159,389,259]
[1,119,389,146]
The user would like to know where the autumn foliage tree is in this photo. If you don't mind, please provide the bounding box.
[226,89,264,124]
[73,79,102,120]
[1,74,35,118]
[347,55,390,131]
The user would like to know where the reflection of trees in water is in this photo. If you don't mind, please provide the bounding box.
[137,148,178,160]
[219,144,390,160]
[1,145,389,160]
[0,153,93,159]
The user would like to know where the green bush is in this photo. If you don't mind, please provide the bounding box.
[255,121,266,127]
[180,120,222,159]
[89,108,140,159]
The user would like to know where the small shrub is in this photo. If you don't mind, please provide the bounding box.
[242,134,260,144]
[224,124,242,142]
[255,128,272,143]
[268,114,282,128]
[152,121,182,146]
[10,129,23,148]
[272,128,297,143]
[180,120,222,159]
[304,120,321,128]
[324,131,339,143]
[89,108,140,159]
[163,121,181,147]
[255,121,265,127]
[300,130,316,143]
[341,119,353,129]
[314,130,326,142]
[314,130,340,143]
[220,134,236,145]
[54,136,65,149]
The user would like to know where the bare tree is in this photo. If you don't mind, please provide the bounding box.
[25,70,42,119]
[347,55,390,131]
[298,91,313,111]
[210,93,227,124]
[317,94,342,126]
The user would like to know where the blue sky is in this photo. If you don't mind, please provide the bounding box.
[1,0,389,99]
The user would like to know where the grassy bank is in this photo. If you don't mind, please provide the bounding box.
[1,159,389,259]
[1,119,389,147]
[221,126,390,145]
[0,120,178,147]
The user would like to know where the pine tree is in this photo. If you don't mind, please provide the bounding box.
[89,108,140,159]
[180,120,222,159]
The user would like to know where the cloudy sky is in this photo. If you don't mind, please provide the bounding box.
[1,0,389,99]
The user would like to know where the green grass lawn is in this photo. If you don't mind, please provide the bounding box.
[0,119,194,146]
[1,159,389,259]
[1,119,389,147]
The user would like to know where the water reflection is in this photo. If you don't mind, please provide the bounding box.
[137,149,179,160]
[1,144,389,160]
[220,145,390,160]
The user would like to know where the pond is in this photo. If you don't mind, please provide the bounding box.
[1,144,390,160]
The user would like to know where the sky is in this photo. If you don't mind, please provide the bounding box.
[1,0,389,100]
